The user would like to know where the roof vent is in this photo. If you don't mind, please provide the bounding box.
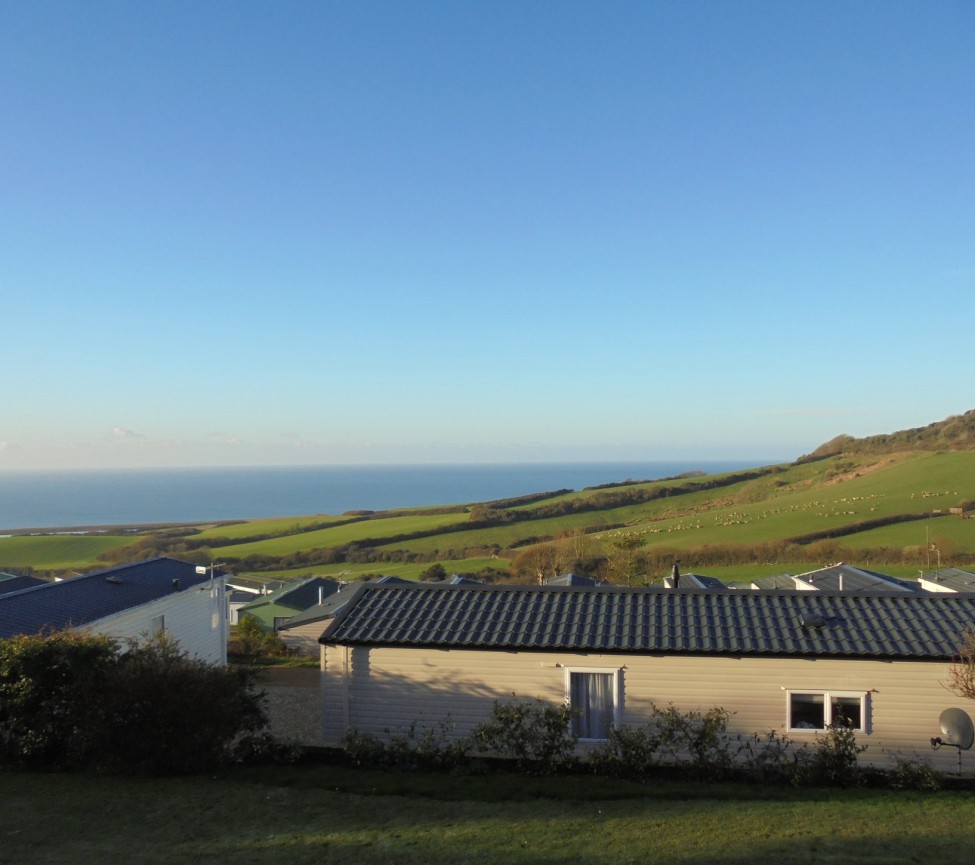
[799,613,827,631]
[105,576,123,585]
[172,578,181,591]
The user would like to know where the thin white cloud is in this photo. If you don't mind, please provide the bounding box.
[111,426,146,439]
[763,407,863,417]
[207,432,243,446]
[276,432,323,449]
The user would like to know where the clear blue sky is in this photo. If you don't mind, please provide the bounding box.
[2,1,972,470]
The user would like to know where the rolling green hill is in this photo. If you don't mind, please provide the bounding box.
[799,408,975,460]
[3,411,973,582]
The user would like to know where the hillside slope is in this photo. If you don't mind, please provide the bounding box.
[799,410,975,461]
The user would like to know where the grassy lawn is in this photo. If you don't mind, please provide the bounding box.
[2,765,975,864]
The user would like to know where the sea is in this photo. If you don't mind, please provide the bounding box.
[0,461,762,532]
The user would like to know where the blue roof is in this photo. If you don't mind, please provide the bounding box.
[0,557,221,639]
[319,582,975,660]
[0,574,48,596]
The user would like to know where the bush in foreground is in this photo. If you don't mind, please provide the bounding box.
[0,631,269,775]
[589,703,734,780]
[339,699,947,791]
[471,698,578,773]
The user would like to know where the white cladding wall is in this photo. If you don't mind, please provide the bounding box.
[322,645,970,772]
[88,578,227,665]
[279,621,328,657]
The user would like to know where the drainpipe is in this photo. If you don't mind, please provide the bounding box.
[342,645,351,734]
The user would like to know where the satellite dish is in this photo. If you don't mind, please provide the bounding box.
[936,707,975,751]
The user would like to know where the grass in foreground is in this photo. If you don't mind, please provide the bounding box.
[2,764,975,865]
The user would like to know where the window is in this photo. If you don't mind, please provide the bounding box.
[787,690,866,732]
[566,668,621,741]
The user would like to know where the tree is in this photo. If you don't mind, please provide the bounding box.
[230,614,289,660]
[419,563,448,582]
[511,545,563,584]
[604,534,646,586]
[946,629,975,701]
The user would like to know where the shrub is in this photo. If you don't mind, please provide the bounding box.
[588,723,663,778]
[0,630,118,770]
[589,703,735,780]
[793,723,867,787]
[886,752,941,791]
[232,732,304,766]
[386,717,470,770]
[471,698,577,773]
[340,718,469,771]
[653,703,734,777]
[340,729,390,767]
[418,563,448,582]
[736,729,811,785]
[91,634,269,774]
[228,614,291,661]
[0,631,269,775]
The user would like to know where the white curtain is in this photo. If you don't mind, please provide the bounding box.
[571,672,613,739]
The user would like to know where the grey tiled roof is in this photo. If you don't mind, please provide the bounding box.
[544,572,606,587]
[318,583,975,660]
[663,573,728,591]
[921,569,975,593]
[793,564,921,593]
[749,574,797,590]
[279,576,412,629]
[0,557,220,639]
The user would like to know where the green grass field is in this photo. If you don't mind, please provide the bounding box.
[2,765,974,865]
[213,511,472,558]
[0,533,132,570]
[193,514,358,540]
[254,556,505,581]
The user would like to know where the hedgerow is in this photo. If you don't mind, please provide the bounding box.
[338,699,937,790]
[0,631,269,775]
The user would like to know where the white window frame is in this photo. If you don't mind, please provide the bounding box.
[564,667,622,742]
[786,690,868,733]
